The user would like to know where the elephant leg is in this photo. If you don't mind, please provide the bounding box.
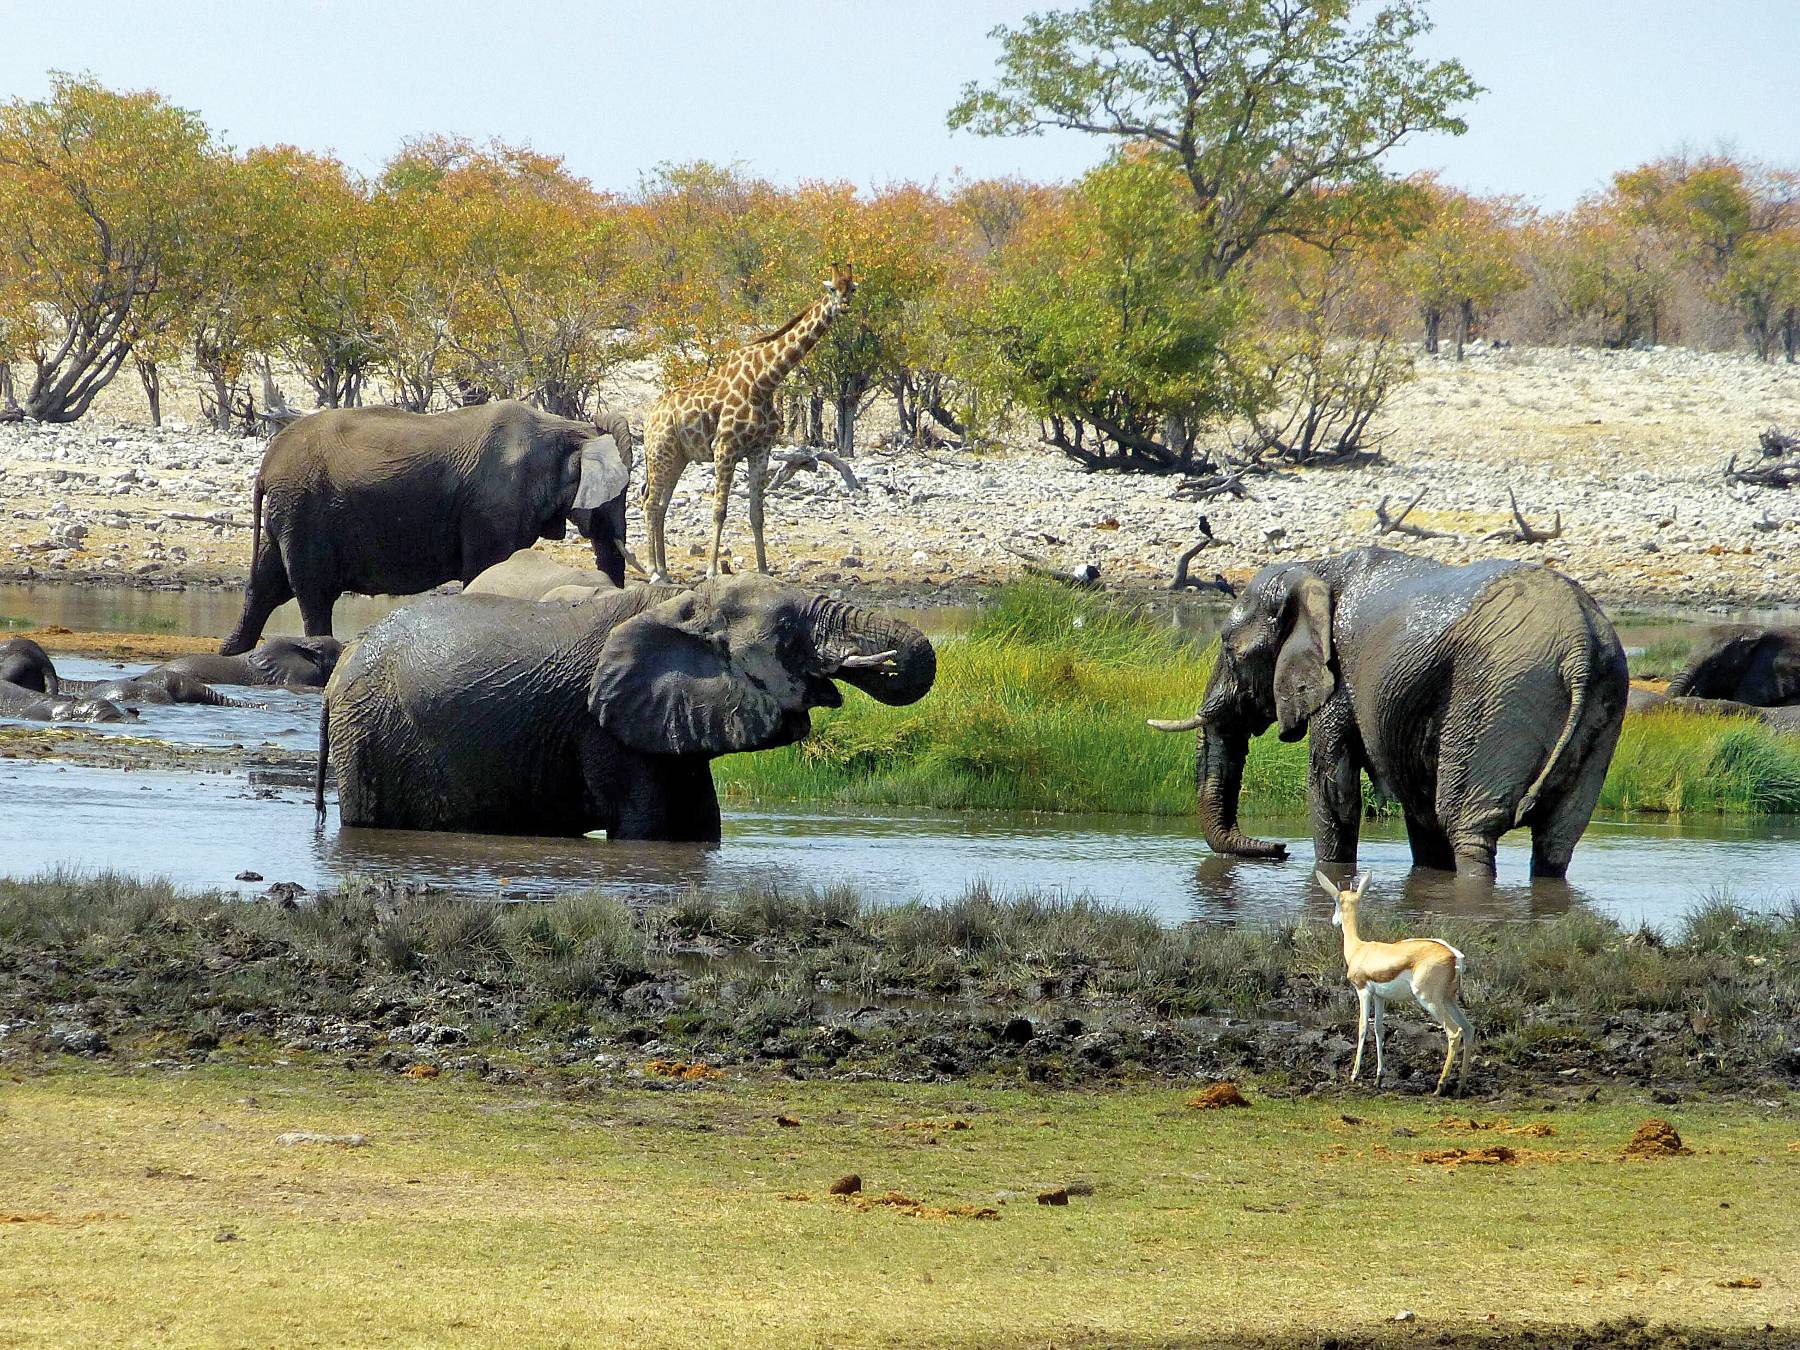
[745,448,771,575]
[580,729,722,842]
[294,585,338,640]
[1306,702,1362,865]
[219,540,294,656]
[1402,812,1456,871]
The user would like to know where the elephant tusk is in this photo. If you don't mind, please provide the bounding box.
[1146,714,1205,733]
[834,649,898,669]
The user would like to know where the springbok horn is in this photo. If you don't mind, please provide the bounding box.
[834,649,897,669]
[1146,714,1205,733]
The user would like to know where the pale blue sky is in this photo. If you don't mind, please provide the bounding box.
[0,1,1793,207]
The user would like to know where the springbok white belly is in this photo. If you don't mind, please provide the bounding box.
[1368,973,1416,1002]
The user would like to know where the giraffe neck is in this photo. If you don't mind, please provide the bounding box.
[740,297,841,396]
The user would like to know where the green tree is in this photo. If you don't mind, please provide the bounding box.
[0,74,213,421]
[1392,181,1525,357]
[949,0,1477,282]
[976,154,1250,471]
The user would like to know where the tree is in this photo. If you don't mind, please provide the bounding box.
[949,0,1477,283]
[975,153,1250,471]
[1538,199,1675,349]
[1392,181,1525,357]
[0,74,213,421]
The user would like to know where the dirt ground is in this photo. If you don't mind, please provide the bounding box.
[1,344,1796,612]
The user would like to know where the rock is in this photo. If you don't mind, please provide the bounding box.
[49,1025,109,1056]
[274,1131,369,1148]
[235,870,264,882]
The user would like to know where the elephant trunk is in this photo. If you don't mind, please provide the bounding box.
[1195,721,1287,860]
[807,598,936,706]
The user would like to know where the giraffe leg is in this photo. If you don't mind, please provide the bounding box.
[642,440,684,585]
[709,441,738,579]
[745,448,771,575]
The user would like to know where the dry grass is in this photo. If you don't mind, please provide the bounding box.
[0,1067,1794,1348]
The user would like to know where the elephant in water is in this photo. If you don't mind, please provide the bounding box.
[318,575,936,840]
[0,678,135,723]
[220,401,633,655]
[464,548,621,605]
[1149,546,1628,879]
[0,638,248,706]
[1627,686,1800,733]
[155,636,342,688]
[1666,625,1800,706]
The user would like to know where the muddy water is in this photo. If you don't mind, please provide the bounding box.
[1,752,1794,930]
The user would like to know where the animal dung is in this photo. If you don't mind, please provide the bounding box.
[1185,1081,1250,1110]
[1036,1188,1069,1206]
[1622,1118,1692,1159]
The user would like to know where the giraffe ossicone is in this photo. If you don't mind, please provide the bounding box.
[641,263,857,584]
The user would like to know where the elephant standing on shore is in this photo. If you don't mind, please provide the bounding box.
[219,402,634,655]
[1149,547,1628,879]
[318,576,936,840]
[1666,626,1800,706]
[0,638,247,706]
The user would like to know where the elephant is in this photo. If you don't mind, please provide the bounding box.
[1627,686,1800,733]
[154,636,343,689]
[0,638,248,706]
[317,575,936,840]
[1148,547,1629,879]
[0,678,136,723]
[464,548,621,604]
[219,401,634,655]
[1665,625,1800,706]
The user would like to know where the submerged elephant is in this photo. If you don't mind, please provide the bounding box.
[0,638,248,706]
[318,576,936,840]
[0,678,135,723]
[219,402,634,655]
[464,548,621,605]
[1666,625,1800,706]
[155,636,343,689]
[1149,547,1628,879]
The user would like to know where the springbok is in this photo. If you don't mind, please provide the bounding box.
[1320,871,1474,1097]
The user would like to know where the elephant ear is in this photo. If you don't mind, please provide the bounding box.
[572,433,629,511]
[1273,569,1336,740]
[588,593,789,757]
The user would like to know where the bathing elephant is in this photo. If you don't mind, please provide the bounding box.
[318,575,936,840]
[0,638,248,706]
[1148,547,1628,879]
[1627,686,1800,733]
[0,678,135,723]
[154,636,343,689]
[464,548,621,605]
[219,401,634,655]
[1665,625,1800,706]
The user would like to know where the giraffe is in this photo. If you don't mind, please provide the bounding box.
[641,262,855,582]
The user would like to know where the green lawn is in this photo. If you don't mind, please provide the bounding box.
[0,1067,1793,1347]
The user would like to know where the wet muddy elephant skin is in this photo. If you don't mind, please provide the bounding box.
[156,636,343,689]
[464,549,620,604]
[220,401,633,655]
[0,638,249,706]
[1628,686,1800,733]
[1151,546,1628,879]
[0,678,135,723]
[319,575,936,841]
[1666,625,1800,706]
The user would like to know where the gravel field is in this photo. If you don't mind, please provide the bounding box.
[1,343,1796,613]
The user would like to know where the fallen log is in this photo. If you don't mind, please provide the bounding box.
[768,448,863,494]
[1480,488,1562,543]
[1374,489,1460,541]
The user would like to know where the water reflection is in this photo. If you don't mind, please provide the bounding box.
[1,756,1793,933]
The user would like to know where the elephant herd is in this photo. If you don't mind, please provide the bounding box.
[3,397,1796,878]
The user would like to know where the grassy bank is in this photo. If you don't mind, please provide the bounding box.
[2,1067,1795,1348]
[714,580,1800,816]
[4,873,1796,1091]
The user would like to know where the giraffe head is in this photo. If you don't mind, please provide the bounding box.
[823,262,855,312]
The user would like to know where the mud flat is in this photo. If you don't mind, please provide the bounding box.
[1,344,1796,611]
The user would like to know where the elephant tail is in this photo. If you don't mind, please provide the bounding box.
[248,469,267,573]
[1514,646,1592,826]
[314,697,330,826]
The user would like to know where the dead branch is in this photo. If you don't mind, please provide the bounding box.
[1480,487,1563,543]
[1170,535,1235,594]
[1374,489,1461,541]
[768,448,863,494]
[1171,468,1254,502]
[1002,541,1101,588]
[1725,450,1800,490]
